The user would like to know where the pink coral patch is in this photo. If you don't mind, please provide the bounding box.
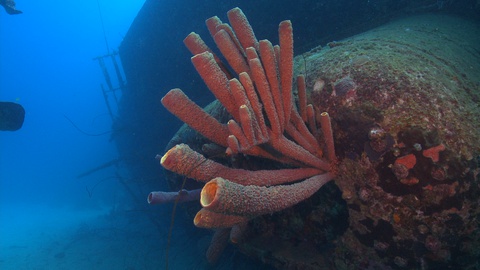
[422,144,445,162]
[394,154,417,169]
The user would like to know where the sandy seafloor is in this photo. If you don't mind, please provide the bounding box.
[0,204,218,270]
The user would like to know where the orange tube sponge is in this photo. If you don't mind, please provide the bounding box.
[161,89,229,147]
[213,29,250,75]
[194,208,249,228]
[319,112,336,163]
[270,135,331,171]
[259,39,284,130]
[191,52,239,121]
[279,20,293,124]
[227,7,259,51]
[183,32,231,78]
[161,143,324,186]
[200,173,334,216]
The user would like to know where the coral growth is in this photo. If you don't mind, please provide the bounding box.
[300,14,480,269]
[149,7,336,264]
[150,10,480,269]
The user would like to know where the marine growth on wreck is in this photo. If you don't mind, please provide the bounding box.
[151,8,480,270]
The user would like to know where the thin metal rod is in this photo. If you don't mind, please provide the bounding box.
[96,0,110,54]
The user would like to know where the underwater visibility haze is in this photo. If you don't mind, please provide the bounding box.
[0,0,146,269]
[1,0,480,269]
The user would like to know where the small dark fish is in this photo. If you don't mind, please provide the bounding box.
[0,0,22,15]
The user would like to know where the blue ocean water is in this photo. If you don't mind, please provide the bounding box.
[1,0,479,269]
[0,1,155,269]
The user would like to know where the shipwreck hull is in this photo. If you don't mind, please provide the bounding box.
[289,14,480,269]
[165,14,480,269]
